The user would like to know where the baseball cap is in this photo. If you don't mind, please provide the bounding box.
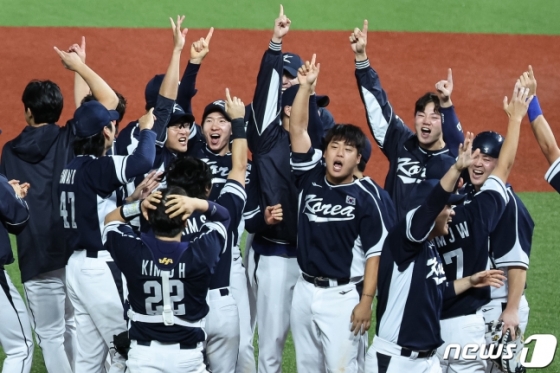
[283,52,304,78]
[202,100,231,123]
[169,103,195,126]
[361,137,372,164]
[144,74,164,110]
[282,85,330,109]
[73,101,119,138]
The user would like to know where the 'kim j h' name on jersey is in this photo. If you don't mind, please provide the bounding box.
[291,149,388,280]
[102,220,227,346]
[434,176,509,319]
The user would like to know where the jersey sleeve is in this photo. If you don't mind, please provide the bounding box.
[463,176,508,235]
[290,148,324,189]
[177,62,200,116]
[247,41,283,155]
[216,180,247,238]
[545,156,560,193]
[355,59,414,161]
[0,174,29,234]
[152,95,175,147]
[358,186,388,258]
[102,220,142,266]
[307,95,324,150]
[490,189,534,269]
[193,217,229,272]
[440,106,464,158]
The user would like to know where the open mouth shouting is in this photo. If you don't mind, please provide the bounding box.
[333,160,343,172]
[209,133,221,147]
[420,126,432,139]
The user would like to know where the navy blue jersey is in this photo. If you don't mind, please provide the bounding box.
[355,59,462,220]
[102,220,227,345]
[180,180,246,290]
[59,130,156,252]
[0,174,30,267]
[488,186,534,299]
[359,177,397,230]
[545,157,560,193]
[435,176,508,319]
[376,183,458,351]
[0,120,75,281]
[291,149,387,279]
[245,42,328,245]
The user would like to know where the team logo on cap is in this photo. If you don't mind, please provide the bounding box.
[213,100,225,108]
[283,54,293,63]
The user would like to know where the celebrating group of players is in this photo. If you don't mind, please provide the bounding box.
[0,5,558,373]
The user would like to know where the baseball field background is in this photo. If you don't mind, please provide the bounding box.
[1,0,560,371]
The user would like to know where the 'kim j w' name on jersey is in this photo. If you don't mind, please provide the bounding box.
[292,149,387,280]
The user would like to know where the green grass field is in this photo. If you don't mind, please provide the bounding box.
[1,192,560,372]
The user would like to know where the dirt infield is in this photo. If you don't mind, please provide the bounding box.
[1,27,559,191]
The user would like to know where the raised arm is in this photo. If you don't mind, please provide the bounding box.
[247,5,290,151]
[520,66,560,166]
[436,68,464,158]
[54,46,118,110]
[289,54,320,153]
[177,27,213,114]
[225,88,248,187]
[351,20,413,160]
[69,36,90,108]
[490,81,533,184]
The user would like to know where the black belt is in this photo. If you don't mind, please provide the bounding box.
[302,273,351,288]
[400,347,436,359]
[219,288,229,296]
[136,340,198,350]
[86,250,99,258]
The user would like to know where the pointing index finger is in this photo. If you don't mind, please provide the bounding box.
[362,19,368,34]
[279,4,284,17]
[225,88,232,102]
[447,68,453,83]
[205,27,214,43]
[311,53,316,66]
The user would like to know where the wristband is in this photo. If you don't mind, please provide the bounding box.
[231,118,246,140]
[527,95,543,123]
[120,200,142,220]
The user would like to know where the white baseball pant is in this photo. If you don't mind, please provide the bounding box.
[482,295,529,373]
[436,311,486,373]
[205,287,240,373]
[23,267,76,373]
[290,275,364,373]
[127,340,207,373]
[366,336,442,373]
[0,269,34,373]
[66,250,127,373]
[230,244,256,373]
[246,247,299,373]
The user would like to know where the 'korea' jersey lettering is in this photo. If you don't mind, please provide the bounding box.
[291,148,387,279]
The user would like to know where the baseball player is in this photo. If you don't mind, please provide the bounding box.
[458,129,534,373]
[0,176,33,373]
[0,41,123,372]
[102,187,230,372]
[430,82,532,373]
[158,90,249,372]
[367,133,506,373]
[287,55,388,372]
[351,20,464,219]
[58,88,157,373]
[243,7,335,371]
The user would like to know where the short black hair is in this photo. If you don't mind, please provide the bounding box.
[22,80,64,124]
[414,92,440,116]
[357,158,367,173]
[148,186,188,238]
[323,124,366,156]
[72,123,113,157]
[165,156,212,200]
[81,89,127,126]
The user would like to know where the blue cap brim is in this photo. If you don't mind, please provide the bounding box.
[108,110,120,121]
